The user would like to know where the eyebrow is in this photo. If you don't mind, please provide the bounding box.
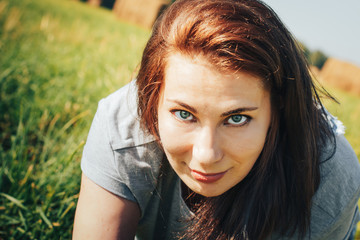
[167,99,258,116]
[169,100,198,114]
[220,107,258,117]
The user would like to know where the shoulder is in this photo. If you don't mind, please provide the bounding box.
[310,134,360,239]
[81,80,164,216]
[96,80,156,148]
[314,134,360,215]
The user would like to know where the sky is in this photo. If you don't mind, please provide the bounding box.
[262,0,360,67]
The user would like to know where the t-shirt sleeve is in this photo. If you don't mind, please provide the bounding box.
[81,99,137,203]
[80,86,164,217]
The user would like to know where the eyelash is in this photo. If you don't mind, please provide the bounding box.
[224,115,251,126]
[172,110,196,122]
[170,110,252,127]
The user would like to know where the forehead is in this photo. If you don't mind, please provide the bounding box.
[163,53,265,91]
[162,53,269,107]
[164,52,267,86]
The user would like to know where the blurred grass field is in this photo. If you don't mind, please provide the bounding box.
[0,0,148,238]
[0,0,359,239]
[322,85,360,159]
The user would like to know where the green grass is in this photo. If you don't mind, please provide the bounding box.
[322,84,360,159]
[0,0,149,238]
[0,0,359,239]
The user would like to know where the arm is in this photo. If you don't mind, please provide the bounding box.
[73,174,141,240]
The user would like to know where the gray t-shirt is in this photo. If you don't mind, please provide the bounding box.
[81,81,360,239]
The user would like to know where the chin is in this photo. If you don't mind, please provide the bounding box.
[191,186,226,198]
[199,192,222,197]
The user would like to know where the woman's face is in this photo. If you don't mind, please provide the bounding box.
[157,53,271,197]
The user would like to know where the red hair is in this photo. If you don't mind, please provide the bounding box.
[137,0,285,139]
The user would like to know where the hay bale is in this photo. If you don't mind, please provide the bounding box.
[113,0,169,29]
[309,65,321,80]
[320,58,360,96]
[87,0,101,7]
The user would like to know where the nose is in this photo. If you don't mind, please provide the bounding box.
[192,126,223,165]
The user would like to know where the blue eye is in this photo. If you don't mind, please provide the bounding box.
[226,115,248,126]
[174,110,194,121]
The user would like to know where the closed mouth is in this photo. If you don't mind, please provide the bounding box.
[190,169,227,183]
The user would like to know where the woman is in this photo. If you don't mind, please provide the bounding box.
[73,0,360,239]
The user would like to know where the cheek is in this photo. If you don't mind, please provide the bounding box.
[158,112,191,157]
[225,123,269,163]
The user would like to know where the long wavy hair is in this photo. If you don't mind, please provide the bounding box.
[136,0,335,239]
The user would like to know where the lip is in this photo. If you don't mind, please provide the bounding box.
[190,169,227,183]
